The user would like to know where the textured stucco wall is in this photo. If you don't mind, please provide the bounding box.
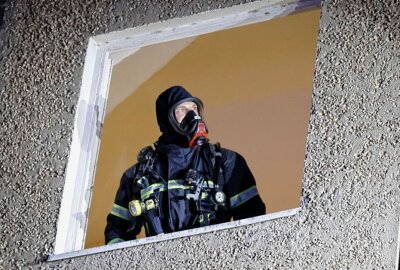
[0,0,399,269]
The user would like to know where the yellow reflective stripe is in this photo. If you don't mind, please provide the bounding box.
[141,183,167,200]
[168,183,191,190]
[140,180,215,200]
[230,185,258,208]
[110,204,133,221]
[140,182,165,198]
[169,180,180,184]
[204,181,214,188]
[141,186,167,200]
[113,204,129,211]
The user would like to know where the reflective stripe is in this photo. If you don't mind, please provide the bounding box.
[110,204,133,221]
[141,182,167,200]
[169,180,180,184]
[168,180,215,191]
[107,238,124,245]
[168,182,191,190]
[230,185,258,208]
[203,181,215,188]
[140,180,215,200]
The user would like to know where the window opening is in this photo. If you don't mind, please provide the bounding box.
[50,0,321,261]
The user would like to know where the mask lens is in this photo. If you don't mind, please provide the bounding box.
[168,97,205,137]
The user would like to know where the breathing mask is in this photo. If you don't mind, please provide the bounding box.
[169,98,209,147]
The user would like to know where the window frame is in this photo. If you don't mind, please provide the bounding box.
[51,0,321,260]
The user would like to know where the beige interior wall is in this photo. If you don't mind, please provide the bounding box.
[85,9,321,248]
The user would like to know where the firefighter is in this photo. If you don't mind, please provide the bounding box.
[105,86,266,244]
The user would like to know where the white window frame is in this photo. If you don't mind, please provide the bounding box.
[50,0,321,261]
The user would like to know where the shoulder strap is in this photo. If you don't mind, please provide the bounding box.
[210,143,224,187]
[136,145,154,178]
[135,144,165,184]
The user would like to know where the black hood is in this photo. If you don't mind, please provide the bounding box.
[156,86,203,147]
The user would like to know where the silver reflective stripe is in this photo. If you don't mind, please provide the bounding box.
[110,204,133,221]
[230,185,258,208]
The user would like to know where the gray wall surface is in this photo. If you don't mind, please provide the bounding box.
[0,0,399,269]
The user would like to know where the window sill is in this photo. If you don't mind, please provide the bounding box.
[48,207,300,262]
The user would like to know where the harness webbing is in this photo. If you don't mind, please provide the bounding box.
[140,180,215,201]
[211,143,224,187]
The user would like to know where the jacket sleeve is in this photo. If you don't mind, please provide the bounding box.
[224,152,266,220]
[104,169,142,245]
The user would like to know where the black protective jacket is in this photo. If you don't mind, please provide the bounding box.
[104,142,266,244]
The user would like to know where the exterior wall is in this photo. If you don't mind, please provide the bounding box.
[0,0,398,269]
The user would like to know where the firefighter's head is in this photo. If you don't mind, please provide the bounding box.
[173,101,199,124]
[156,86,208,147]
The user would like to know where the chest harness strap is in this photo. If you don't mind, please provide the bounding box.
[189,143,226,227]
[129,143,227,234]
